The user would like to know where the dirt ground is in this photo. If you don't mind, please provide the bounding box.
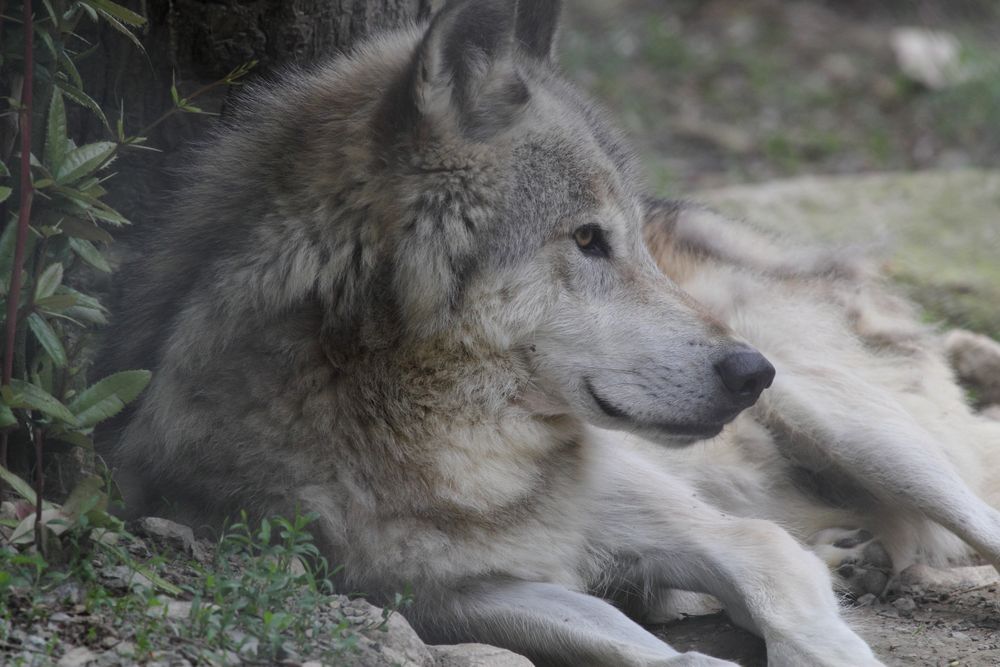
[654,574,1000,666]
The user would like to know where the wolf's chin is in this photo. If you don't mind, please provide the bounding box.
[584,377,728,443]
[634,422,726,447]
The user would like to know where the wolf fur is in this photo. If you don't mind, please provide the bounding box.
[98,0,1000,665]
[642,202,1000,592]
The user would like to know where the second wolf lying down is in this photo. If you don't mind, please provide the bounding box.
[642,200,1000,602]
[97,0,1000,664]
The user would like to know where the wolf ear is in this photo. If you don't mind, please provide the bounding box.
[515,0,562,61]
[406,0,560,137]
[413,0,520,128]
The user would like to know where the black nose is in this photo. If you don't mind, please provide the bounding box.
[714,350,775,405]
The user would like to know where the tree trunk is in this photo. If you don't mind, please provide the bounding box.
[82,0,432,221]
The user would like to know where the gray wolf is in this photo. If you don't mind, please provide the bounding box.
[98,0,1000,664]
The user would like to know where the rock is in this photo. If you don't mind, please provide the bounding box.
[58,646,98,667]
[114,641,136,656]
[337,597,433,667]
[890,27,968,90]
[892,596,917,617]
[44,581,85,605]
[146,597,192,620]
[944,330,1000,405]
[856,593,877,607]
[430,643,533,667]
[133,516,209,562]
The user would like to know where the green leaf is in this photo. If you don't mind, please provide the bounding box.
[61,476,108,523]
[45,89,68,172]
[0,186,10,204]
[61,287,108,324]
[36,293,79,311]
[87,204,130,226]
[58,51,85,89]
[69,237,111,272]
[0,466,55,509]
[35,262,64,299]
[27,313,68,367]
[0,221,35,294]
[56,142,116,185]
[55,81,110,130]
[11,508,71,545]
[49,428,94,449]
[94,10,146,53]
[51,185,129,226]
[0,403,16,428]
[78,2,99,21]
[85,0,147,26]
[0,161,9,177]
[35,27,59,61]
[6,379,79,424]
[41,0,60,25]
[69,370,152,427]
[59,219,115,243]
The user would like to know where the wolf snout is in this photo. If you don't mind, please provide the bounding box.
[714,349,776,406]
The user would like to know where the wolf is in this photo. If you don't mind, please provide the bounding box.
[97,0,1000,664]
[641,201,1000,599]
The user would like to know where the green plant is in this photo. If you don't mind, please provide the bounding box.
[1,0,153,554]
[183,513,351,663]
[0,2,254,554]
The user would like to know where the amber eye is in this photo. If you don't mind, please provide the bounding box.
[572,224,610,258]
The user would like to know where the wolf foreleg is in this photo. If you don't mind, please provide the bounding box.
[766,369,1000,572]
[407,580,736,666]
[588,443,881,667]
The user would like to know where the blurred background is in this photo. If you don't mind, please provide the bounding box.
[560,0,1000,193]
[554,0,1000,341]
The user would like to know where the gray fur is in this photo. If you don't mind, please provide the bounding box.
[93,1,945,664]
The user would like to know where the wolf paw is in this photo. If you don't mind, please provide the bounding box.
[809,528,893,598]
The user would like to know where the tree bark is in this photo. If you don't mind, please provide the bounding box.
[82,0,432,221]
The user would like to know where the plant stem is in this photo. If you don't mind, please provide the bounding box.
[4,0,37,540]
[134,81,220,138]
[33,425,43,550]
[3,0,34,387]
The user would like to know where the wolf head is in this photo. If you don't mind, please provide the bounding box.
[147,0,771,447]
[343,0,774,443]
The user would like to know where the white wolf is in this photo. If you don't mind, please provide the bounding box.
[98,0,1000,664]
[642,201,1000,599]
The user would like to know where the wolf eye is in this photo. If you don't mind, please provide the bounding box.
[573,225,610,258]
